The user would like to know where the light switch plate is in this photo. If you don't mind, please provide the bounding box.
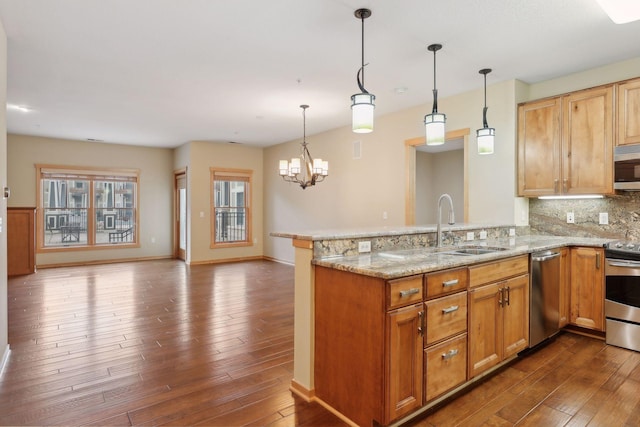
[567,212,574,224]
[599,212,609,225]
[358,241,371,253]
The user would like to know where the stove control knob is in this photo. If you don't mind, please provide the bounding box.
[616,242,624,248]
[628,243,635,249]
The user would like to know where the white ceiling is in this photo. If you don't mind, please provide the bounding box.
[1,0,639,149]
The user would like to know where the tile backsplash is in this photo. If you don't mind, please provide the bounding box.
[529,192,640,240]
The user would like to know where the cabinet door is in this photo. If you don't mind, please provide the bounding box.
[386,303,423,423]
[563,86,614,195]
[425,333,467,402]
[570,247,605,331]
[558,248,571,328]
[468,282,502,378]
[517,97,562,196]
[502,275,530,358]
[617,78,640,146]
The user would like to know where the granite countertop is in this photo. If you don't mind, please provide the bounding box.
[271,223,510,241]
[313,235,613,279]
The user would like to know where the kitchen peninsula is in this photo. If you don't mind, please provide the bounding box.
[273,224,612,427]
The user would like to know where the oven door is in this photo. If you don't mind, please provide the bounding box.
[605,258,640,323]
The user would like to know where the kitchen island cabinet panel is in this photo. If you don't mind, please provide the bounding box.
[424,291,467,345]
[314,266,386,427]
[502,274,530,359]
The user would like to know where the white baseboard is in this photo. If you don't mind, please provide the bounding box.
[0,344,10,377]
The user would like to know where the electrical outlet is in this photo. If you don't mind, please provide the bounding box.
[358,241,371,253]
[509,228,516,237]
[479,230,488,240]
[466,232,474,241]
[382,211,388,220]
[567,212,574,224]
[599,212,609,225]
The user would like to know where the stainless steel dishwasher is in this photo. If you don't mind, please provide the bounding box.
[530,250,561,347]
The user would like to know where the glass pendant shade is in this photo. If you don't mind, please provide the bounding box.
[477,68,495,155]
[351,8,375,133]
[425,44,446,146]
[476,127,495,155]
[424,112,446,145]
[351,93,375,133]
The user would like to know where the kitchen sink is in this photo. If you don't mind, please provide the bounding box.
[442,246,508,256]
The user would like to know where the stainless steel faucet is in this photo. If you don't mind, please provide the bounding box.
[437,193,455,248]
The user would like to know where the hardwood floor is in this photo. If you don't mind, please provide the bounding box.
[2,259,639,426]
[1,259,346,426]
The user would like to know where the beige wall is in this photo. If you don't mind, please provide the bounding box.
[177,141,264,264]
[0,18,8,368]
[264,79,523,263]
[7,134,174,266]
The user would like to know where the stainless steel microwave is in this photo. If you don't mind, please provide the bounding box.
[615,145,640,190]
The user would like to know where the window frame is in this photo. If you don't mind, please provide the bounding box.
[210,167,253,248]
[36,164,140,253]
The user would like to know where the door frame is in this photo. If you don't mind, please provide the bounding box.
[174,169,187,261]
[404,128,469,225]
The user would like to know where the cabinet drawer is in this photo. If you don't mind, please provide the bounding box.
[469,255,529,288]
[425,292,467,345]
[387,275,423,310]
[425,268,468,298]
[425,333,467,402]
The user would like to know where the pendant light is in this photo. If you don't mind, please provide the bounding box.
[476,68,495,155]
[278,105,328,190]
[424,44,446,145]
[351,8,375,133]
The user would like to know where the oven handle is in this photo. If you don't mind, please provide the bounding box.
[606,259,640,268]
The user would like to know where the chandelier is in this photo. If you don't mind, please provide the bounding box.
[278,105,328,189]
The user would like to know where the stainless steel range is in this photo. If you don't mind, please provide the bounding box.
[604,241,640,352]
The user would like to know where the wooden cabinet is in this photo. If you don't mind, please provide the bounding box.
[314,267,423,426]
[570,247,605,331]
[558,248,571,328]
[423,267,468,402]
[517,97,562,197]
[468,256,529,378]
[8,207,36,276]
[617,78,640,146]
[387,303,423,422]
[517,85,614,196]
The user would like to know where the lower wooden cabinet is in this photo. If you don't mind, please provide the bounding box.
[424,333,467,402]
[570,247,605,331]
[468,256,529,378]
[387,303,424,422]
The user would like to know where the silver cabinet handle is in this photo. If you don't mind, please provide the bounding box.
[442,279,459,287]
[399,288,420,298]
[442,305,459,314]
[442,349,459,360]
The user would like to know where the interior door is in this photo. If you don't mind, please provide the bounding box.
[175,172,186,260]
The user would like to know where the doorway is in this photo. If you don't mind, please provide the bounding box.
[174,170,187,261]
[404,129,469,225]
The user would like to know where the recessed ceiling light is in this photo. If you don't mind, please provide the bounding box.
[394,86,409,94]
[595,0,640,24]
[7,104,33,112]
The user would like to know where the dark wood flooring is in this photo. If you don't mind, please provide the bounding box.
[2,259,639,426]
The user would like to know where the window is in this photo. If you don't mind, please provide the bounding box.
[37,165,139,251]
[211,168,252,247]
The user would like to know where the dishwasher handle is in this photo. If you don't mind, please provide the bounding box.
[531,251,561,262]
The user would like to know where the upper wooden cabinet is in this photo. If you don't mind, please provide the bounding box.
[617,78,640,146]
[518,85,614,197]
